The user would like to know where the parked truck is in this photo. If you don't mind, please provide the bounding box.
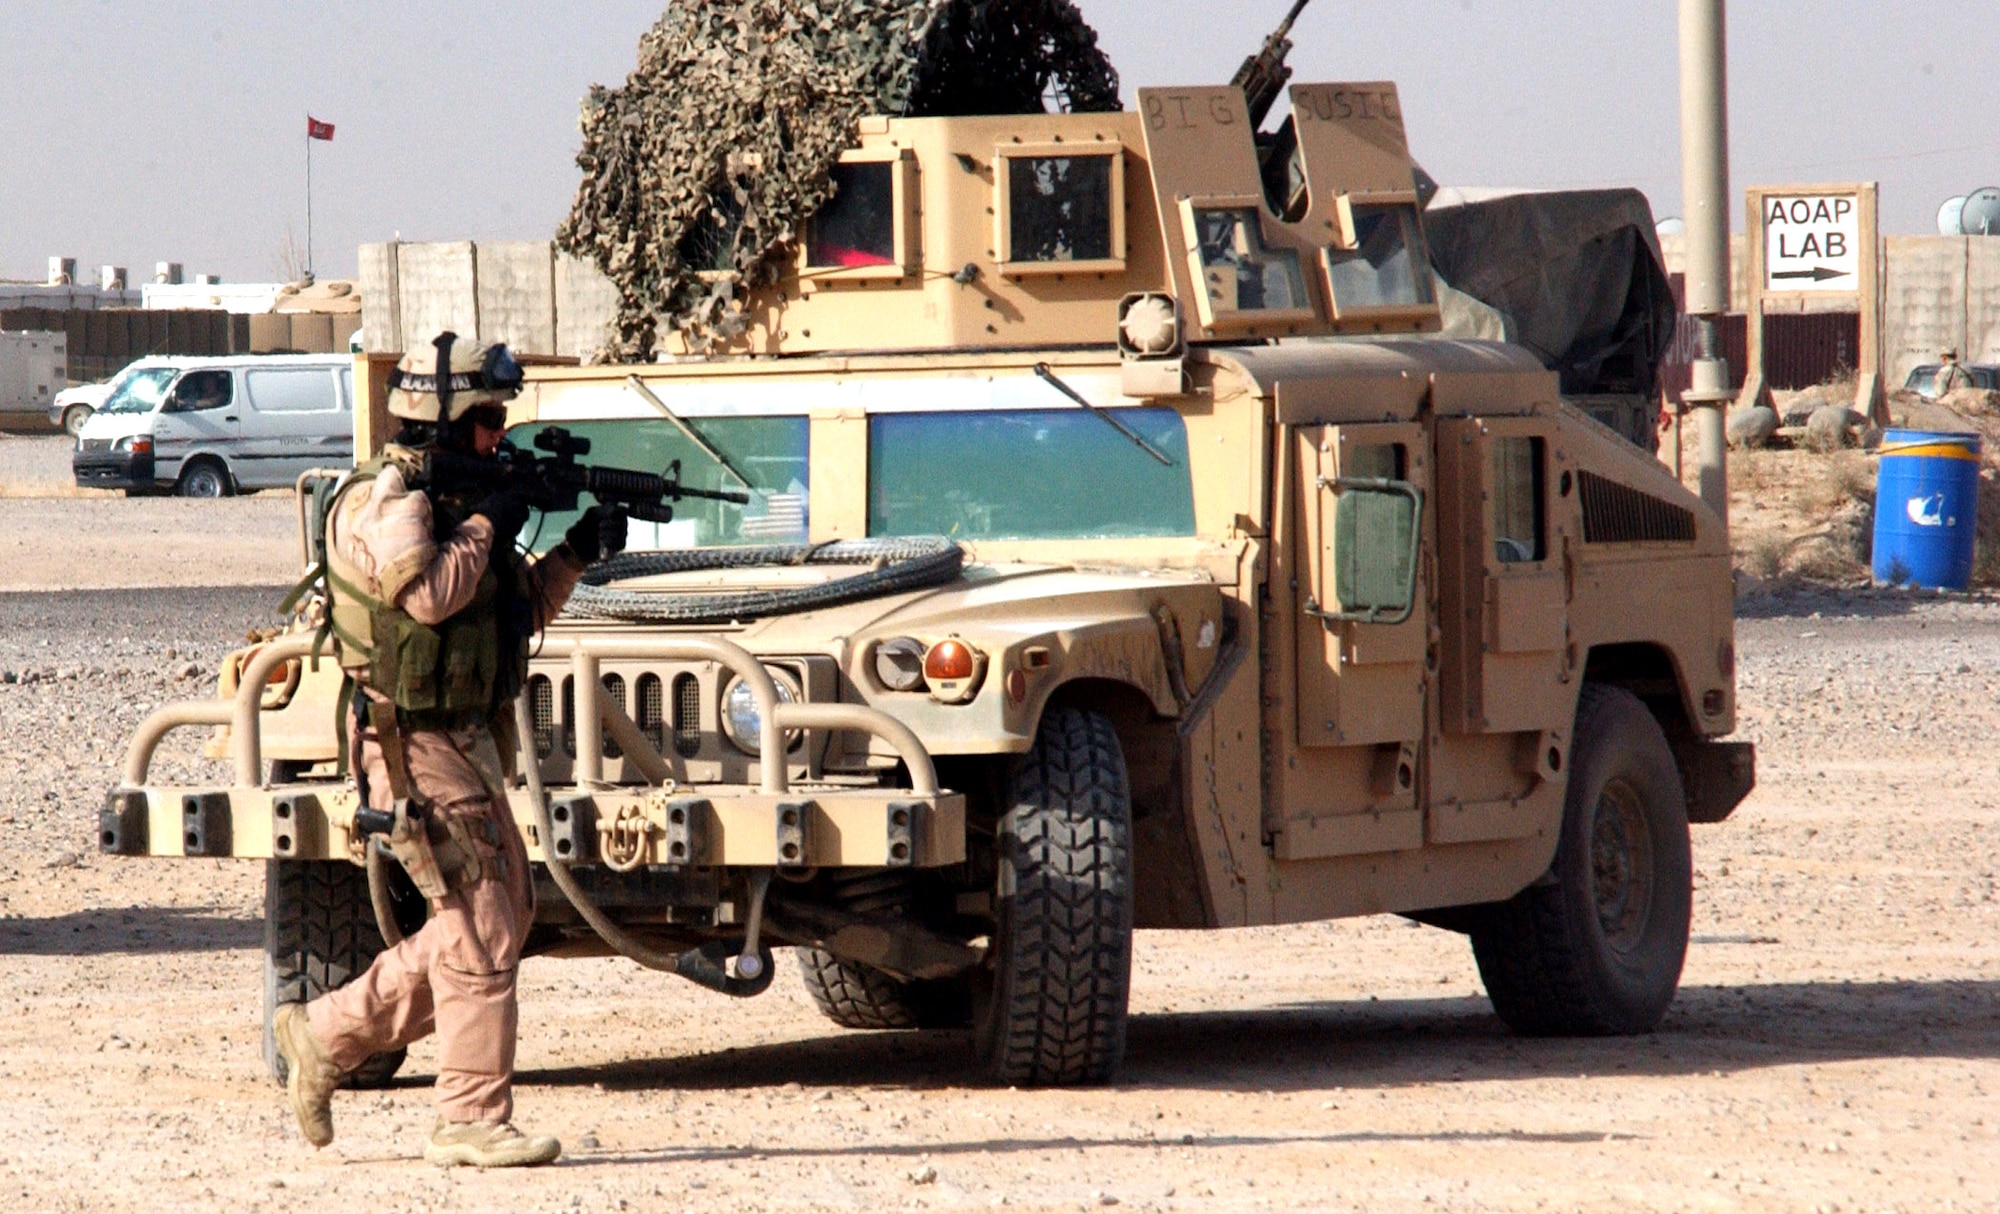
[0,330,67,430]
[104,58,1751,1090]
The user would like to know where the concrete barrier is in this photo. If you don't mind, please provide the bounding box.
[556,253,619,361]
[395,242,478,353]
[476,242,557,353]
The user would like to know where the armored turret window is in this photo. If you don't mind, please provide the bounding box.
[1491,436,1546,564]
[802,149,915,282]
[677,189,746,274]
[1321,200,1435,316]
[994,145,1125,276]
[1178,201,1314,331]
[807,163,896,268]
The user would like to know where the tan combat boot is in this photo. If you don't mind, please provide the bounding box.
[272,1003,341,1148]
[425,1120,563,1168]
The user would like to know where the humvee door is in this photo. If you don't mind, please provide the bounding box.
[1427,404,1573,845]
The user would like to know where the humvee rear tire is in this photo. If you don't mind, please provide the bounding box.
[1470,684,1691,1036]
[797,948,969,1030]
[261,858,418,1089]
[971,707,1133,1085]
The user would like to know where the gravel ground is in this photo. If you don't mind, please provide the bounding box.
[0,581,1995,1212]
[0,437,299,591]
[0,433,73,490]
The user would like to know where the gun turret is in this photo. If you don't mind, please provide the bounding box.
[1231,0,1311,130]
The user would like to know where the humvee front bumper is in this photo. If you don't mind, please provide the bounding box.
[104,633,964,869]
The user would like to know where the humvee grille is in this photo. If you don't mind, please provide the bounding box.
[1578,470,1696,544]
[673,673,701,758]
[560,676,575,757]
[601,674,626,759]
[637,673,665,753]
[528,675,555,758]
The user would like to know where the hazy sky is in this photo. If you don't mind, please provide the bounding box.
[2,1,1992,284]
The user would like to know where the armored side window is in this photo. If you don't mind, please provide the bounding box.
[802,149,916,281]
[1178,201,1313,330]
[994,145,1125,276]
[1490,436,1545,564]
[1321,201,1434,315]
[807,162,897,269]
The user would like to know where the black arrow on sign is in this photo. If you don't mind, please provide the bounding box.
[1771,266,1850,282]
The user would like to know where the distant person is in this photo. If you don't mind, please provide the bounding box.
[1934,348,1974,395]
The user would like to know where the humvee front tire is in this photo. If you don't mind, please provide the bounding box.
[261,858,415,1089]
[972,707,1133,1085]
[1470,684,1691,1036]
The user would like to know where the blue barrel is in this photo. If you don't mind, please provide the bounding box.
[1872,429,1982,589]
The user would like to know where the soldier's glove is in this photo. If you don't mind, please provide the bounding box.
[472,491,531,547]
[564,505,627,563]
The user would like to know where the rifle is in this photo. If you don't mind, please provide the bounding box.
[424,425,750,527]
[1231,0,1311,130]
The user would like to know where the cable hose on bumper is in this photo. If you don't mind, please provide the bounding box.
[562,536,963,624]
[510,692,772,996]
[360,695,774,995]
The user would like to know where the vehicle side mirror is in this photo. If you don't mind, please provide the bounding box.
[1310,477,1422,625]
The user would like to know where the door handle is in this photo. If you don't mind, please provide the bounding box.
[223,416,237,422]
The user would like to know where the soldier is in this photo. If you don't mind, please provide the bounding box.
[1935,348,1974,395]
[272,331,625,1167]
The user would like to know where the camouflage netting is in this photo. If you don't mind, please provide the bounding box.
[557,0,1120,359]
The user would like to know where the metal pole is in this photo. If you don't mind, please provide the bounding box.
[1678,0,1731,526]
[305,120,314,279]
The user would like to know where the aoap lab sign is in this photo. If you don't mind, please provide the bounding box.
[1763,193,1860,291]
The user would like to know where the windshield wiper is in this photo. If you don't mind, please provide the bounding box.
[623,375,756,490]
[1031,363,1174,467]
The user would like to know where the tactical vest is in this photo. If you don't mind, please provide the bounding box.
[321,449,531,724]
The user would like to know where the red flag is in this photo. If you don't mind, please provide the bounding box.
[307,116,335,142]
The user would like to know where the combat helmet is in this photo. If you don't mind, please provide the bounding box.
[386,330,524,422]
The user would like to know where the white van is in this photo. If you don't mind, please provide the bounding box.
[72,354,353,496]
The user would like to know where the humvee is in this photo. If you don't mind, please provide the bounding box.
[105,74,1752,1088]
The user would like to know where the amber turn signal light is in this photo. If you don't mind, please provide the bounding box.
[922,637,985,703]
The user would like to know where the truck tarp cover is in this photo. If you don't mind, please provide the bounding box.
[1424,188,1677,398]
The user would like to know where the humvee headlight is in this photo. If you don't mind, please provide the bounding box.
[922,638,986,703]
[872,636,927,692]
[720,668,800,755]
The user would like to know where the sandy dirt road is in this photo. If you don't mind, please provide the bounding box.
[0,496,1997,1212]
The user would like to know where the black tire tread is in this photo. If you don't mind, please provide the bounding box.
[797,947,921,1030]
[980,707,1133,1086]
[262,859,406,1088]
[1470,684,1690,1037]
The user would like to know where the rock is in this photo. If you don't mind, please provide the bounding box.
[577,1132,600,1150]
[177,662,203,680]
[1804,405,1868,453]
[1779,388,1827,428]
[42,851,79,870]
[908,1164,938,1185]
[1728,405,1780,450]
[1938,386,2000,416]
